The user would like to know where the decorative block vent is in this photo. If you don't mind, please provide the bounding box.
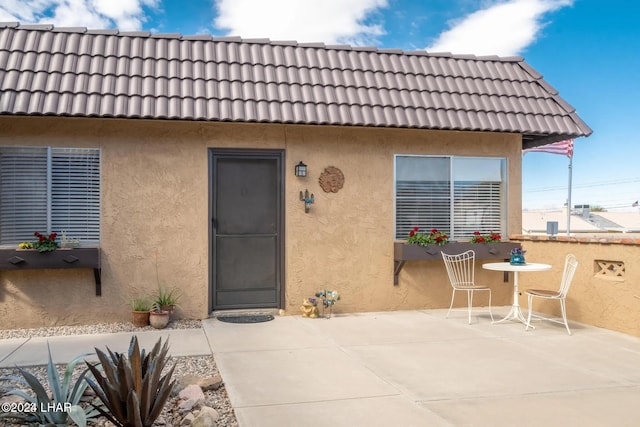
[594,260,625,282]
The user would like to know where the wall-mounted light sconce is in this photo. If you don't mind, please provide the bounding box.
[300,189,314,213]
[295,161,307,177]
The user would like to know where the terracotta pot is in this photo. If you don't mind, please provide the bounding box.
[149,310,170,329]
[161,305,175,319]
[132,310,150,327]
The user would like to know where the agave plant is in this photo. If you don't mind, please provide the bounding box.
[85,335,176,427]
[0,343,97,426]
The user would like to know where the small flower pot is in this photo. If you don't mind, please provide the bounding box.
[132,310,150,327]
[510,254,525,265]
[149,310,170,329]
[161,304,176,319]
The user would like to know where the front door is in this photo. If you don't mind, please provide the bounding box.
[209,149,283,310]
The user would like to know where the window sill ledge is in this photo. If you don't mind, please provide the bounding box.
[393,241,521,285]
[0,248,101,295]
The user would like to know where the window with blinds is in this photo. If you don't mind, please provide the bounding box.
[0,147,101,246]
[395,155,506,241]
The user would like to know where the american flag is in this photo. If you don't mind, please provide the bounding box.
[523,139,574,158]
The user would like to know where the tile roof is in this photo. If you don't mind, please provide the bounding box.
[0,22,592,147]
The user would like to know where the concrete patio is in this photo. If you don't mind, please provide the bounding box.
[204,309,640,427]
[2,308,640,426]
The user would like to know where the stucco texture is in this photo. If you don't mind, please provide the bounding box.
[0,116,522,329]
[284,125,522,314]
[512,236,640,337]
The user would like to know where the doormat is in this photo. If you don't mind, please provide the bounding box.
[216,314,275,324]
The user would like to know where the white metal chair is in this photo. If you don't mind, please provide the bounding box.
[525,254,578,335]
[441,250,493,324]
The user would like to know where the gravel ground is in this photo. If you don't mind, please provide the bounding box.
[0,319,203,340]
[0,320,239,426]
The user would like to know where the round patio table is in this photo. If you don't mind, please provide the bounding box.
[482,262,551,325]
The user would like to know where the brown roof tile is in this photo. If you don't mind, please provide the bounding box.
[0,22,592,146]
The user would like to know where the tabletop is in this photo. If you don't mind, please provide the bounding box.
[482,262,552,272]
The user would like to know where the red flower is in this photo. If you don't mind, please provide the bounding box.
[409,230,415,237]
[477,236,486,243]
[473,231,481,235]
[34,231,41,237]
[49,233,57,240]
[431,228,438,233]
[413,226,419,231]
[38,236,45,242]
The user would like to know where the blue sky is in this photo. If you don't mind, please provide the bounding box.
[1,0,638,211]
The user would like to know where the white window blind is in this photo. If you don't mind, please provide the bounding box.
[395,155,506,241]
[0,147,48,244]
[51,148,101,243]
[0,147,101,245]
[453,181,503,237]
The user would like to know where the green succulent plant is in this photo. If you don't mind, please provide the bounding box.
[85,335,176,427]
[154,286,181,310]
[130,297,152,312]
[0,343,98,426]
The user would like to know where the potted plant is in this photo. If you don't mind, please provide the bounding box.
[393,226,521,284]
[315,289,341,319]
[32,231,60,252]
[470,231,502,243]
[154,287,181,318]
[130,297,151,327]
[510,247,526,265]
[149,303,170,329]
[407,227,449,246]
[152,249,181,318]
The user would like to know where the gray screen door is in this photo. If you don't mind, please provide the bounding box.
[210,150,283,310]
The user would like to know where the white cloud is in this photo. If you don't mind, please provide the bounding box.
[214,0,388,45]
[0,0,160,30]
[91,0,159,30]
[0,0,51,22]
[427,0,573,56]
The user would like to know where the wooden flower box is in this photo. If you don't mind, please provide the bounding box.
[393,241,521,285]
[0,248,101,295]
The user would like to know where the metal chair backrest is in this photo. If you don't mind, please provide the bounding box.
[559,254,578,298]
[441,250,476,289]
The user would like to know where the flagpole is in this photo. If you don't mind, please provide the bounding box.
[523,138,574,235]
[566,154,573,235]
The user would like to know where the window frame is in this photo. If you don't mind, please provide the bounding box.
[0,146,101,247]
[394,154,508,241]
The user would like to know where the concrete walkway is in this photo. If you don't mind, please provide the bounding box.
[2,309,640,426]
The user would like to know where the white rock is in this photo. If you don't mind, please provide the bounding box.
[199,374,223,391]
[179,384,205,402]
[191,406,220,427]
[179,398,200,412]
[181,412,195,426]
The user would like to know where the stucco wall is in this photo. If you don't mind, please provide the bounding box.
[284,125,522,314]
[0,116,522,329]
[511,235,640,337]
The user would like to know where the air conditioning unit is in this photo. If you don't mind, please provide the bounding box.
[574,204,590,218]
